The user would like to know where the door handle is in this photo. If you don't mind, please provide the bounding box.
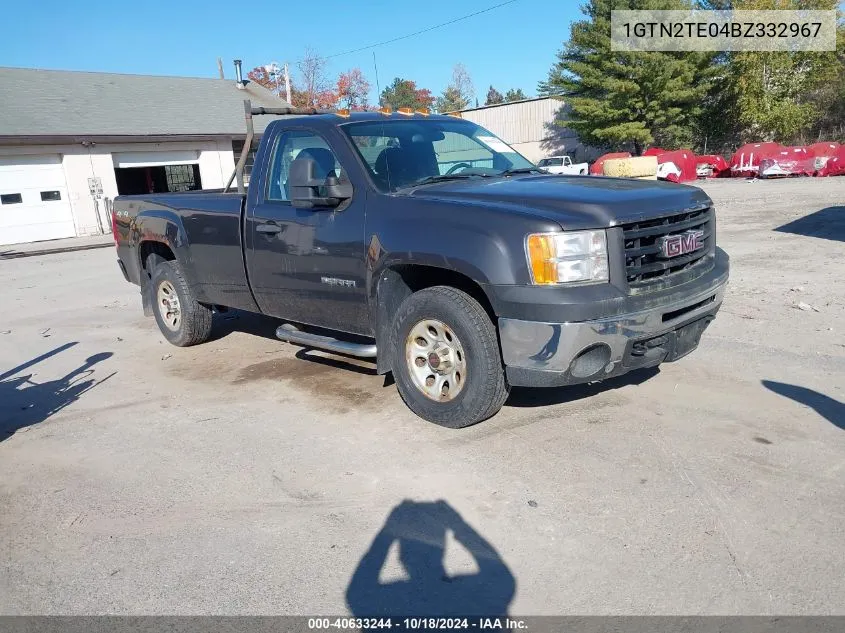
[256,223,281,235]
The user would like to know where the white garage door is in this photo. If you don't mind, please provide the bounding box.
[0,155,75,245]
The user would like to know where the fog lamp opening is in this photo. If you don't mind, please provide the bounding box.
[570,344,612,379]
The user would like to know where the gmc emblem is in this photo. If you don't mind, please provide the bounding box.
[659,230,705,258]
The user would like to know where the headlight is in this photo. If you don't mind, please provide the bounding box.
[526,230,609,285]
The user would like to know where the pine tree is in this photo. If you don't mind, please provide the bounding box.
[538,0,710,154]
[485,86,504,105]
[504,88,527,102]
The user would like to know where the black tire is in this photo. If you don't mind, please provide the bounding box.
[150,260,213,347]
[390,286,509,428]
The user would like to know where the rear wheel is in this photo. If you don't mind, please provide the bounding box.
[391,286,509,428]
[150,260,213,347]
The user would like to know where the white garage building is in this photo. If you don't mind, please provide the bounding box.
[0,66,285,246]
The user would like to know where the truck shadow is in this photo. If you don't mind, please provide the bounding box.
[346,499,515,620]
[207,310,281,343]
[774,206,845,242]
[294,348,379,377]
[0,343,115,441]
[762,380,844,431]
[506,367,659,408]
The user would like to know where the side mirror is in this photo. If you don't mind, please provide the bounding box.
[289,158,353,209]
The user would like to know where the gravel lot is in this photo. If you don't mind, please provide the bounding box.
[1,177,843,615]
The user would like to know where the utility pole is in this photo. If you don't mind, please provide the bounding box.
[283,63,292,105]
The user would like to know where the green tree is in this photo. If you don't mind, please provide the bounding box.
[436,64,475,113]
[725,0,843,143]
[504,88,527,102]
[539,0,710,154]
[379,78,435,110]
[485,86,504,105]
[813,53,845,141]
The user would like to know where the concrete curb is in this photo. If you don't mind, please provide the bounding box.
[0,241,114,260]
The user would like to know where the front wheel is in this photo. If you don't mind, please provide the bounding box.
[390,286,509,428]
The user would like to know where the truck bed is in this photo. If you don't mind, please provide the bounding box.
[114,191,259,313]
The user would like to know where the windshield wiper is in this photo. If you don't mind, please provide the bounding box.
[499,167,544,176]
[399,173,476,189]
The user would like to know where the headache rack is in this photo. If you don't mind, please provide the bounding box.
[223,99,328,194]
[621,206,715,289]
[223,100,436,194]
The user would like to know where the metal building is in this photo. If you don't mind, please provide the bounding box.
[460,97,600,165]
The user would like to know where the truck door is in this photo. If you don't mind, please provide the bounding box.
[245,127,370,336]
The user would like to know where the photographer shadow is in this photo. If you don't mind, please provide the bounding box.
[346,500,515,620]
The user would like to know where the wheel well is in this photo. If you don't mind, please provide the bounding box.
[389,265,496,321]
[138,241,176,317]
[374,264,497,375]
[140,241,175,273]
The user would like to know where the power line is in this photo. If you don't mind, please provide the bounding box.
[325,0,519,59]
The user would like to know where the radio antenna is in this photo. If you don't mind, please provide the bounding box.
[373,51,382,106]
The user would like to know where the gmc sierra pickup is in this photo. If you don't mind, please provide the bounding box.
[113,101,729,427]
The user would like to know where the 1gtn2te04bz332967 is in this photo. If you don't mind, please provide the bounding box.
[112,100,729,428]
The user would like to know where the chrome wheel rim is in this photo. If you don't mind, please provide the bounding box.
[157,280,182,331]
[405,319,467,402]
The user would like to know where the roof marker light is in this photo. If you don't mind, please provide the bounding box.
[378,106,392,115]
[335,109,351,118]
[397,107,414,116]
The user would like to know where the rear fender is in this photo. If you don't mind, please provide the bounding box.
[134,209,203,302]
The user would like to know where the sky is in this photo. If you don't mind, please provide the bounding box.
[0,0,583,106]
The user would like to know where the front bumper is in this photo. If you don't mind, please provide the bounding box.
[499,264,728,388]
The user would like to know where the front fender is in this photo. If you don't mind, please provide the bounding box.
[368,220,521,293]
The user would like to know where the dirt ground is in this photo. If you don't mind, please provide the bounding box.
[0,177,843,615]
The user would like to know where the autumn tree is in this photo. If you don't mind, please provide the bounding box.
[504,88,527,102]
[379,78,436,110]
[247,66,283,97]
[336,68,370,110]
[436,64,475,113]
[485,86,504,105]
[248,64,310,107]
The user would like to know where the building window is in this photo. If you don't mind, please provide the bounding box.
[1,193,22,205]
[40,191,61,201]
[232,139,256,183]
[164,164,202,192]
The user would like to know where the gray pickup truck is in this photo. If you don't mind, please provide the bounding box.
[113,102,729,427]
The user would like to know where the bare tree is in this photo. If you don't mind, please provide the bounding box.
[451,63,475,108]
[297,48,334,108]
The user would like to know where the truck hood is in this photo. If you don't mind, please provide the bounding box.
[408,174,711,229]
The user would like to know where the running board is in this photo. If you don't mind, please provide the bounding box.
[275,325,377,358]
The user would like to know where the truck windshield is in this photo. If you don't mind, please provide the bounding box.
[341,119,535,192]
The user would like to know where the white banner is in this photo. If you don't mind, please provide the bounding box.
[611,10,838,52]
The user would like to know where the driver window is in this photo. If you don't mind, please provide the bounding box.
[266,131,344,202]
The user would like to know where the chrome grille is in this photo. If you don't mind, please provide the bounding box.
[622,207,714,288]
